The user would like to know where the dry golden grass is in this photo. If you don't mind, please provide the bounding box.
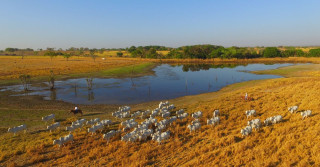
[157,51,170,55]
[1,57,320,166]
[95,51,130,57]
[0,56,153,81]
[1,66,320,166]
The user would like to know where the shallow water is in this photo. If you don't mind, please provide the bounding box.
[1,63,298,104]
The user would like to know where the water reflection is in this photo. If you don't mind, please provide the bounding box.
[181,64,239,72]
[50,89,57,100]
[88,90,94,102]
[74,83,78,97]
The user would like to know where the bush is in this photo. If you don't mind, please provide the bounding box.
[116,52,123,57]
[263,47,281,58]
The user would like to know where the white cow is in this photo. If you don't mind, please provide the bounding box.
[88,123,103,135]
[8,124,27,135]
[86,118,100,125]
[187,120,201,133]
[72,119,86,126]
[42,114,55,122]
[240,126,252,137]
[47,122,60,132]
[53,134,74,147]
[178,113,188,121]
[264,115,283,126]
[301,110,312,119]
[192,111,203,119]
[103,130,121,143]
[245,110,256,119]
[176,109,185,115]
[288,106,298,114]
[207,117,220,126]
[213,109,220,117]
[162,111,171,118]
[247,119,262,130]
[100,119,112,126]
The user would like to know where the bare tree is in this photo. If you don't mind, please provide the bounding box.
[86,77,93,90]
[48,70,55,90]
[19,74,31,91]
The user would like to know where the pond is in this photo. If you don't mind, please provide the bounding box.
[1,63,298,104]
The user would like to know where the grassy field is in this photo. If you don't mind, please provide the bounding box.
[1,57,320,166]
[252,63,320,77]
[95,50,130,57]
[0,56,156,85]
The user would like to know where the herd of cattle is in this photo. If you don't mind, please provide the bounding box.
[7,102,312,147]
[240,105,312,136]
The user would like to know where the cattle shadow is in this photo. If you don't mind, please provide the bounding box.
[234,136,244,143]
[311,113,318,117]
[83,113,103,117]
[29,129,47,134]
[55,118,66,122]
[281,119,289,123]
[256,113,263,117]
[23,156,54,167]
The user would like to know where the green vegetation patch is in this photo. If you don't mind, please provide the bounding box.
[100,62,155,76]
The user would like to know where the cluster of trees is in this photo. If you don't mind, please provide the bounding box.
[166,45,260,59]
[127,46,170,58]
[4,48,34,52]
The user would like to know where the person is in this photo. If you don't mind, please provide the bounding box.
[245,92,248,100]
[74,106,78,110]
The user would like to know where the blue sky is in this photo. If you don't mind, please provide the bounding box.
[0,0,320,49]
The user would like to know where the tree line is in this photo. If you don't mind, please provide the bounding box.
[1,45,320,59]
[127,45,320,59]
[167,45,320,59]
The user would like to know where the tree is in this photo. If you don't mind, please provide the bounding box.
[48,70,55,90]
[77,49,84,59]
[263,47,281,58]
[167,49,184,59]
[296,49,305,57]
[145,48,158,58]
[99,48,106,54]
[89,49,96,55]
[19,74,31,91]
[89,49,97,62]
[308,48,320,57]
[67,47,76,51]
[63,53,72,61]
[281,49,296,57]
[46,47,55,51]
[210,47,225,58]
[20,50,25,59]
[130,49,143,58]
[44,51,57,60]
[116,52,123,57]
[128,46,137,53]
[5,48,18,52]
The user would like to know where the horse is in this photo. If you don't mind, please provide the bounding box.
[70,109,83,116]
